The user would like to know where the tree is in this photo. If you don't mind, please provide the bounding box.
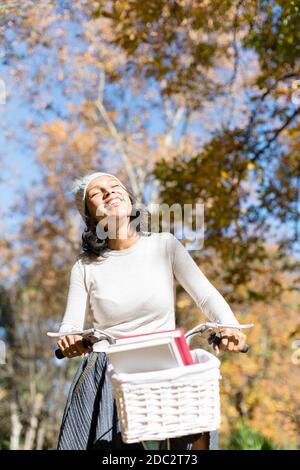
[0,0,299,449]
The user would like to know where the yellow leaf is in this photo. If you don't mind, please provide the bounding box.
[247,162,256,170]
[221,170,229,179]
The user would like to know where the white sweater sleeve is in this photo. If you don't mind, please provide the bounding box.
[170,234,239,325]
[58,260,90,333]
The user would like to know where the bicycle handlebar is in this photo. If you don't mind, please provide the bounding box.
[185,322,253,353]
[53,329,116,359]
[54,322,253,359]
[208,332,250,353]
[55,338,92,359]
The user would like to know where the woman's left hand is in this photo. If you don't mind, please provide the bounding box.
[213,328,247,355]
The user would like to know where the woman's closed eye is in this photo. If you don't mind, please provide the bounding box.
[90,185,120,198]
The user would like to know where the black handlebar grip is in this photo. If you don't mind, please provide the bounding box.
[55,338,92,359]
[208,332,250,353]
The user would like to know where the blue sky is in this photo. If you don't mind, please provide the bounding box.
[0,6,299,260]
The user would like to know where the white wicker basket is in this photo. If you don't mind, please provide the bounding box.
[107,348,221,443]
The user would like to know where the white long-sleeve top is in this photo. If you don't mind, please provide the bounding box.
[59,232,239,351]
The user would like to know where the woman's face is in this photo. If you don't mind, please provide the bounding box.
[85,175,132,223]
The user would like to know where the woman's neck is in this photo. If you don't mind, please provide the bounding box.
[107,224,140,251]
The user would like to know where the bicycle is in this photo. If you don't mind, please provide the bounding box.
[49,322,252,450]
[107,321,253,451]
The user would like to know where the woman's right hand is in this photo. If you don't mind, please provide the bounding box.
[57,335,92,358]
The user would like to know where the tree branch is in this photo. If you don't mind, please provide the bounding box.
[95,68,144,201]
[250,105,300,162]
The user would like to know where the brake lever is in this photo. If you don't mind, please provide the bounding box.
[54,330,116,360]
[208,332,250,353]
[185,322,253,353]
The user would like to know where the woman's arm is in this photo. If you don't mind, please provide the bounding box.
[56,260,92,358]
[169,233,247,353]
[169,233,240,325]
[59,260,90,333]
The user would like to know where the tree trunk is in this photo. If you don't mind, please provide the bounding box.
[23,393,43,450]
[36,420,46,450]
[10,401,22,450]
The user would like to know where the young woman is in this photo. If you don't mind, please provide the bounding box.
[56,171,247,450]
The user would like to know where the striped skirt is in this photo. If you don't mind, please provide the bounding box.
[57,352,218,450]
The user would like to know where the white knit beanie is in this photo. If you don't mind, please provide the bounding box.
[70,171,127,223]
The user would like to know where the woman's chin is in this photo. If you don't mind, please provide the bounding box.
[105,208,129,219]
[108,202,129,213]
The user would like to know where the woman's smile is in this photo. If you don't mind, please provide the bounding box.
[104,196,124,208]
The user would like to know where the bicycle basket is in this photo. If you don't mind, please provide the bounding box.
[107,348,221,443]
